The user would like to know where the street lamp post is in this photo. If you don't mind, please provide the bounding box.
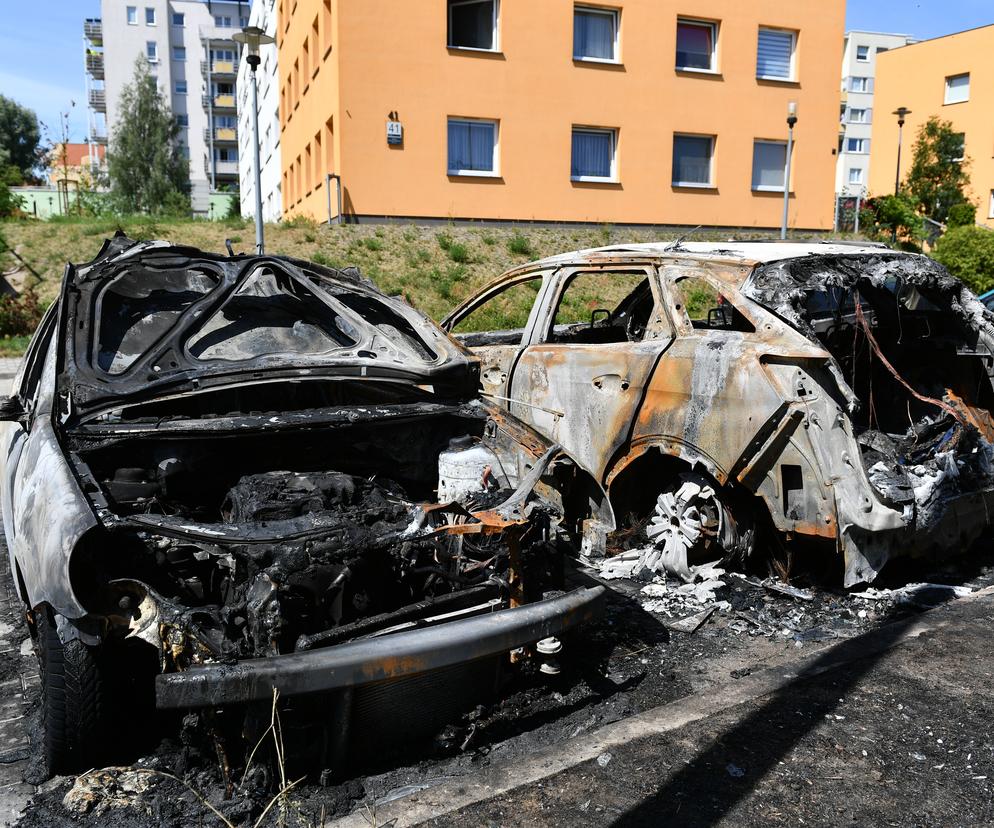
[891,107,911,244]
[780,101,798,241]
[233,26,275,254]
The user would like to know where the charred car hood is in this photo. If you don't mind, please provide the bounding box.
[57,234,480,416]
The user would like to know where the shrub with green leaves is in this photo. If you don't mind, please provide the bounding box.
[946,202,977,229]
[448,242,470,263]
[435,232,452,251]
[508,232,532,256]
[931,226,994,295]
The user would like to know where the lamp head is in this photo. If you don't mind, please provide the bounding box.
[786,100,798,128]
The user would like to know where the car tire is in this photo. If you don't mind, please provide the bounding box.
[36,610,106,774]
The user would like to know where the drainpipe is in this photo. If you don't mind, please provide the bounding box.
[326,173,342,225]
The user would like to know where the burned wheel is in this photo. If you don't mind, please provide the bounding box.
[36,611,107,774]
[644,472,753,579]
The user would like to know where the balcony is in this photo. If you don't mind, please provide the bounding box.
[202,60,239,77]
[206,159,239,177]
[86,53,104,79]
[203,94,236,110]
[205,127,238,143]
[89,130,108,145]
[84,18,102,45]
[89,89,106,112]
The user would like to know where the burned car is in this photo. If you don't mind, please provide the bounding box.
[441,242,994,586]
[0,235,606,773]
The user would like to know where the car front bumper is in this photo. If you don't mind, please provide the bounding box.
[155,586,605,709]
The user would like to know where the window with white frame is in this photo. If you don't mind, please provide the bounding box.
[176,114,188,127]
[240,16,249,27]
[571,127,617,181]
[573,6,619,62]
[944,73,970,104]
[146,41,158,61]
[756,28,795,80]
[175,80,187,94]
[127,6,137,24]
[676,19,717,71]
[849,167,864,185]
[145,7,155,25]
[172,46,186,61]
[848,107,871,123]
[448,0,498,51]
[447,118,499,176]
[172,13,184,26]
[672,134,713,187]
[215,15,233,27]
[849,76,871,93]
[856,44,869,61]
[846,137,868,153]
[751,140,786,191]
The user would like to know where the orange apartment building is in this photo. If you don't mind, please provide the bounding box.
[869,25,994,228]
[277,1,845,228]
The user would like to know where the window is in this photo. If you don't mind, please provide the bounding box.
[989,190,994,219]
[447,118,498,176]
[211,48,235,62]
[448,0,498,51]
[176,114,188,127]
[849,168,864,185]
[175,80,187,94]
[450,274,545,339]
[951,133,965,162]
[240,16,249,27]
[856,44,869,61]
[846,137,869,153]
[172,12,184,26]
[757,28,795,80]
[178,144,190,160]
[127,6,137,24]
[672,134,713,187]
[573,6,619,62]
[673,277,754,332]
[215,15,233,27]
[216,147,238,162]
[172,46,186,61]
[751,140,787,191]
[944,73,970,104]
[571,127,617,181]
[849,76,871,93]
[549,271,655,344]
[146,41,158,61]
[676,19,716,71]
[848,107,870,123]
[145,7,155,25]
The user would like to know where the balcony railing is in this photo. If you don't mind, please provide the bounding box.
[88,89,106,111]
[206,159,239,177]
[86,53,104,79]
[203,94,236,110]
[84,19,102,45]
[89,131,108,145]
[202,60,239,76]
[205,127,238,143]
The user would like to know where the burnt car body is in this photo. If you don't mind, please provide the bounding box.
[0,235,606,772]
[441,242,994,586]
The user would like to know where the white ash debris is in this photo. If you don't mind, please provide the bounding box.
[850,582,973,606]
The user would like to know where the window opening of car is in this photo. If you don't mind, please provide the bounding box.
[673,276,755,332]
[451,275,544,345]
[188,266,359,361]
[96,267,218,374]
[324,287,437,362]
[548,271,652,344]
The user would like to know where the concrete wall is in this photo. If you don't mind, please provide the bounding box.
[870,25,994,227]
[237,0,283,222]
[278,0,845,229]
[835,31,914,197]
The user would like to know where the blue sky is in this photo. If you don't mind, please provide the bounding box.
[0,1,992,145]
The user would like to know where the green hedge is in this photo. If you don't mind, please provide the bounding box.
[931,226,994,295]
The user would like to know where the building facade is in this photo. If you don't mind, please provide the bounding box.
[277,0,845,229]
[86,0,250,216]
[835,30,915,199]
[870,24,994,227]
[237,0,282,222]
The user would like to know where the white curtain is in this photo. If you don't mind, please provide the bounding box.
[672,136,711,185]
[573,11,614,60]
[571,130,611,178]
[448,121,494,172]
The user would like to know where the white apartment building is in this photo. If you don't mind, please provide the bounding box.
[86,0,250,216]
[236,0,281,223]
[836,30,917,198]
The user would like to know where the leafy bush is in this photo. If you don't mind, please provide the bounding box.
[859,194,924,246]
[0,290,44,338]
[946,202,977,229]
[435,232,452,251]
[931,226,994,294]
[508,232,532,256]
[312,250,338,268]
[0,179,22,218]
[363,237,383,251]
[448,242,470,263]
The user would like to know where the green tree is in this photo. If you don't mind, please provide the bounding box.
[107,57,190,215]
[0,96,43,182]
[904,116,971,223]
[859,193,925,248]
[931,226,994,295]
